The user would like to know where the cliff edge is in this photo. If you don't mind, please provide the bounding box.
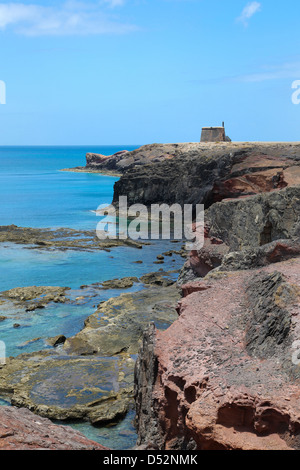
[129,142,300,450]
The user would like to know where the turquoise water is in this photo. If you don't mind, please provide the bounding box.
[0,146,132,229]
[0,146,183,450]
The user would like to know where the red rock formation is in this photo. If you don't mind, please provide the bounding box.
[186,224,229,278]
[211,154,294,201]
[113,143,300,208]
[0,406,108,450]
[135,258,300,450]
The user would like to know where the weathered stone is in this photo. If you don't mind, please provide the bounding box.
[47,335,66,347]
[181,186,300,281]
[0,286,70,304]
[0,225,144,251]
[64,285,180,357]
[216,238,300,272]
[0,351,135,423]
[0,406,108,450]
[99,277,139,289]
[113,143,300,208]
[134,258,300,450]
[200,127,226,142]
[139,271,175,287]
[206,185,300,252]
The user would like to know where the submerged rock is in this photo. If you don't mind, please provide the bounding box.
[0,350,135,424]
[0,282,179,425]
[0,225,144,251]
[64,285,180,356]
[0,286,70,307]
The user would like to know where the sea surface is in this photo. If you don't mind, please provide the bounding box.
[0,146,183,449]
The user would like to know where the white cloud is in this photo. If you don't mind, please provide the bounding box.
[0,1,135,36]
[103,0,125,6]
[237,60,300,83]
[237,1,261,26]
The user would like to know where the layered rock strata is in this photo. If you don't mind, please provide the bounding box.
[135,259,300,450]
[113,142,300,207]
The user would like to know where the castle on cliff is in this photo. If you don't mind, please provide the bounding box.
[201,122,231,142]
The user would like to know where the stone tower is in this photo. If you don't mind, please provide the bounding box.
[200,123,226,142]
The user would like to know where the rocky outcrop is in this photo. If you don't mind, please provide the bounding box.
[0,286,70,310]
[86,150,129,170]
[113,142,300,207]
[64,284,180,356]
[205,185,300,251]
[134,258,300,450]
[0,406,107,450]
[131,145,300,450]
[179,185,300,282]
[0,225,144,251]
[85,144,180,175]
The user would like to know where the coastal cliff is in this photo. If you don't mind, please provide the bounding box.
[2,141,300,450]
[114,141,300,450]
[113,142,300,207]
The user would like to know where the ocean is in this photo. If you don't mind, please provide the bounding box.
[0,145,182,449]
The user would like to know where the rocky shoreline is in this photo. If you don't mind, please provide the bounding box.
[126,142,300,451]
[1,141,300,450]
[0,225,145,251]
[0,266,181,448]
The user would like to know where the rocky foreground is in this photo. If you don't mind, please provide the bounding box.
[0,406,107,450]
[0,272,179,428]
[2,141,300,450]
[135,259,300,450]
[118,142,300,450]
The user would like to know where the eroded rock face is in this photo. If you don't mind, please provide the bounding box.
[134,258,300,450]
[113,143,300,207]
[216,238,300,272]
[85,145,177,174]
[206,185,300,252]
[180,185,300,281]
[0,406,107,450]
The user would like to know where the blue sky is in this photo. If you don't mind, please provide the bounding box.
[0,0,299,145]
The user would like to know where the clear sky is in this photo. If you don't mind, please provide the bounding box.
[0,0,299,145]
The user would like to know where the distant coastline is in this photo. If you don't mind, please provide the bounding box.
[60,166,122,177]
